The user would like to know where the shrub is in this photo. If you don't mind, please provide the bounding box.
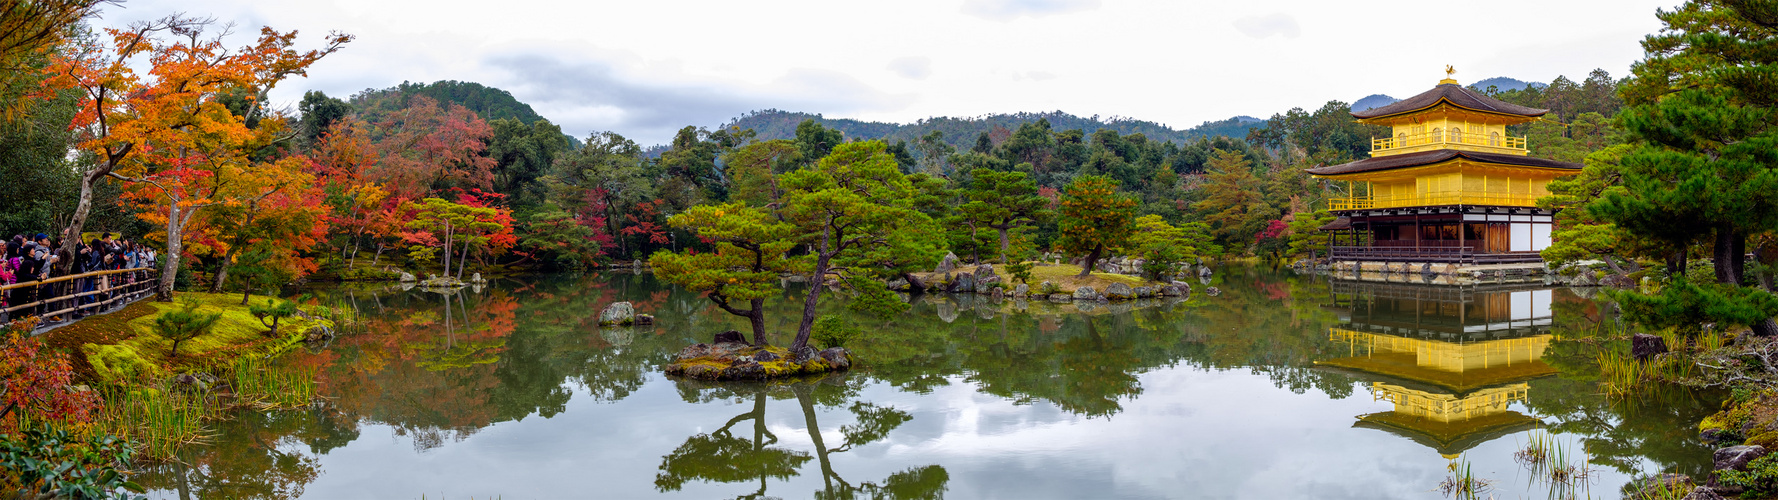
[811,315,858,349]
[150,300,222,358]
[248,299,299,336]
[1005,261,1034,284]
[1037,281,1060,295]
[1721,453,1778,495]
[0,426,144,499]
[0,319,101,431]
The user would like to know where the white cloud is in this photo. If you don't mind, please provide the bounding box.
[960,0,1102,21]
[1234,13,1301,39]
[92,0,1672,146]
[887,56,934,80]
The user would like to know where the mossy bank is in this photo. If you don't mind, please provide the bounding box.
[43,292,333,384]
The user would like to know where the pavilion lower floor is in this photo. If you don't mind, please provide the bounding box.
[1323,207,1554,264]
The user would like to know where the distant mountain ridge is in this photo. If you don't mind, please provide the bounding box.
[1350,76,1545,113]
[721,110,1265,150]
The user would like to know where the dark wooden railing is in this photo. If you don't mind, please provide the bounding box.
[1328,246,1544,264]
[1,267,159,332]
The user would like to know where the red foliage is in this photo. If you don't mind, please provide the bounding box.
[1038,186,1061,209]
[0,320,100,432]
[621,199,671,245]
[1255,220,1289,242]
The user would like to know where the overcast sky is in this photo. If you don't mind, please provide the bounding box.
[99,0,1675,145]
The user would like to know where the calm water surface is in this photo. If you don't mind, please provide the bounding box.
[140,268,1718,499]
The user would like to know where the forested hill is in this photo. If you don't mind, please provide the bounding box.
[1351,76,1541,113]
[352,80,550,125]
[720,109,1263,150]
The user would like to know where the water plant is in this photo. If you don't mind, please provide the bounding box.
[87,388,215,460]
[1438,455,1493,500]
[230,356,318,410]
[1513,430,1595,499]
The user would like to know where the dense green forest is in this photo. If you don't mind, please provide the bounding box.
[721,109,1263,152]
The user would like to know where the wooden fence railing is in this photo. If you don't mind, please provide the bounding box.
[1,267,159,331]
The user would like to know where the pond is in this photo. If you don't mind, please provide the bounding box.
[138,268,1719,499]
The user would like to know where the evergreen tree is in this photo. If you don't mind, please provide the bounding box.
[957,167,1053,264]
[1055,175,1137,277]
[1598,0,1778,337]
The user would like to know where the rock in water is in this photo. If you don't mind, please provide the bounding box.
[817,347,852,369]
[887,279,912,292]
[1159,285,1182,296]
[1105,283,1134,300]
[1012,283,1029,298]
[954,273,976,293]
[598,301,635,326]
[1205,287,1222,297]
[990,287,1005,300]
[1716,445,1767,473]
[973,265,997,281]
[712,330,746,344]
[1684,487,1726,500]
[1632,333,1669,361]
[1072,286,1100,301]
[676,343,714,361]
[470,273,486,283]
[398,272,416,282]
[634,314,655,325]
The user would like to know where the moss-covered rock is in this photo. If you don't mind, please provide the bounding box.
[664,342,851,381]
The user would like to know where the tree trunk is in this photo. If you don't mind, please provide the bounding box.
[1077,244,1103,277]
[747,298,767,346]
[372,243,384,266]
[157,203,187,302]
[457,240,470,280]
[902,272,925,291]
[58,154,126,275]
[441,221,453,278]
[996,226,1010,264]
[214,199,258,292]
[1669,251,1687,280]
[1717,225,1744,285]
[791,231,833,352]
[1754,318,1778,338]
[1603,255,1628,276]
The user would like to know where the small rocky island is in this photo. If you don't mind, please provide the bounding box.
[663,330,853,381]
[595,301,850,381]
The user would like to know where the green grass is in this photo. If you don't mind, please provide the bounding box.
[914,262,1160,294]
[75,292,331,384]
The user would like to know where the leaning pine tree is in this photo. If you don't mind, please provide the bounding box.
[649,203,801,346]
[1055,175,1137,277]
[777,141,932,355]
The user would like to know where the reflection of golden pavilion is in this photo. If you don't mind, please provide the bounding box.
[1317,282,1556,457]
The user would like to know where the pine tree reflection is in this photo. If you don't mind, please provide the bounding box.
[657,374,948,499]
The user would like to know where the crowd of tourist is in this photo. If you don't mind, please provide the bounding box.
[0,231,158,325]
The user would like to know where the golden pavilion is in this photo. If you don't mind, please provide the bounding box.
[1316,282,1557,457]
[1308,69,1583,265]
